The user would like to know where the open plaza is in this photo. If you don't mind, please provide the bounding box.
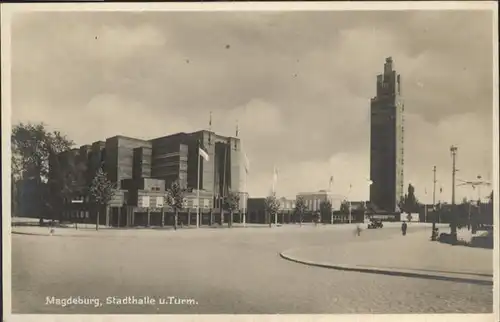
[6,6,496,317]
[11,222,493,314]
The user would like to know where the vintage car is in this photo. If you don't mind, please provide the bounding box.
[367,219,383,229]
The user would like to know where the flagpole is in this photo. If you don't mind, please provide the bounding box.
[196,140,201,228]
[272,166,276,195]
[208,112,214,224]
[242,151,249,226]
[243,170,247,226]
[329,175,334,224]
[221,139,228,225]
[424,188,428,223]
[273,166,278,226]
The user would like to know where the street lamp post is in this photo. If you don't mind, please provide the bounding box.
[365,179,373,223]
[450,145,458,241]
[477,175,482,209]
[432,166,437,234]
[348,184,352,224]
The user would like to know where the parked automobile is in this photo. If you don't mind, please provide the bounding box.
[367,219,383,229]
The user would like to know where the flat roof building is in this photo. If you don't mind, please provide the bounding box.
[52,130,243,212]
[296,190,345,211]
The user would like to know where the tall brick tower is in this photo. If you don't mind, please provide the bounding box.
[369,57,405,212]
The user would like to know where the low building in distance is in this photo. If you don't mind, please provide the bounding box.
[296,190,345,212]
[246,196,295,224]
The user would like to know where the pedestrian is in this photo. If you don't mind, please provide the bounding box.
[355,224,362,236]
[49,219,55,236]
[401,221,407,236]
[314,212,320,226]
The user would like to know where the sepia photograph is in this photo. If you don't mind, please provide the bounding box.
[1,1,498,319]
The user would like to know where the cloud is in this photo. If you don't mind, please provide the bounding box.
[8,9,495,204]
[265,112,492,203]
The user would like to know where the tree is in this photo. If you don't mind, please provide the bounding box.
[47,150,88,221]
[340,200,350,214]
[294,196,307,226]
[319,199,332,224]
[11,154,23,217]
[11,122,73,218]
[398,195,406,213]
[264,193,281,228]
[88,168,116,231]
[12,122,74,180]
[359,202,367,213]
[166,180,184,230]
[223,191,240,228]
[399,184,420,214]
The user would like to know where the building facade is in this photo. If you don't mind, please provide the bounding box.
[369,57,405,212]
[150,130,241,204]
[246,197,295,224]
[296,191,344,212]
[104,136,152,189]
[279,197,295,211]
[50,130,244,227]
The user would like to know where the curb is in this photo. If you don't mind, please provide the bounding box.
[279,251,492,286]
[10,231,141,238]
[10,225,280,238]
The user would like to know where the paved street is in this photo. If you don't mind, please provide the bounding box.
[281,228,492,284]
[11,223,493,314]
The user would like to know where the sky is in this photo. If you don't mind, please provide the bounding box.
[8,7,496,203]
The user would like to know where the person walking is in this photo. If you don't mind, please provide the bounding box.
[49,219,55,236]
[355,224,362,236]
[314,212,320,227]
[401,221,407,236]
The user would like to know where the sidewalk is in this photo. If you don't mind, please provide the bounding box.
[11,221,436,235]
[10,223,287,238]
[280,228,493,285]
[10,221,448,239]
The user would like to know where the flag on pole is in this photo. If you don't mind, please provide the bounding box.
[243,152,250,174]
[199,147,209,161]
[272,166,279,194]
[208,112,213,145]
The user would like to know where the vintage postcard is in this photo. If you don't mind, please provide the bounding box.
[1,1,498,322]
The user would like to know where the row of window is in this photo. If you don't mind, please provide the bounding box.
[153,152,181,160]
[301,199,327,212]
[137,196,214,209]
[151,162,181,169]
